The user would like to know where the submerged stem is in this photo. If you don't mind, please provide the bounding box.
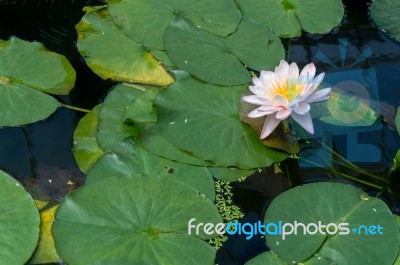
[60,103,90,113]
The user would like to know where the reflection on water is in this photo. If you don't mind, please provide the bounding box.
[0,0,399,264]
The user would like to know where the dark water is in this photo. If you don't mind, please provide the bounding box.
[0,0,399,264]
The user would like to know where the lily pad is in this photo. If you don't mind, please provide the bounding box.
[86,137,215,200]
[97,83,143,151]
[76,8,173,86]
[0,37,76,126]
[30,204,61,264]
[245,251,287,265]
[264,182,399,264]
[155,77,288,169]
[208,167,256,182]
[53,176,222,265]
[0,170,40,265]
[139,123,213,166]
[73,105,103,173]
[164,18,284,86]
[107,0,241,50]
[236,0,344,38]
[370,0,400,42]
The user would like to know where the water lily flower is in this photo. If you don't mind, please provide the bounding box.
[242,60,331,139]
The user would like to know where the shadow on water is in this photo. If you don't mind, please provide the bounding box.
[0,0,399,264]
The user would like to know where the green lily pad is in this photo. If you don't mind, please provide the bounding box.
[164,18,284,86]
[155,77,288,169]
[123,86,163,124]
[86,137,215,200]
[264,183,399,264]
[370,0,400,42]
[53,176,222,265]
[236,0,344,38]
[0,170,40,265]
[107,0,241,50]
[97,83,143,151]
[245,251,287,265]
[139,123,213,166]
[0,37,76,126]
[208,167,256,182]
[76,8,173,86]
[73,105,103,173]
[395,107,400,135]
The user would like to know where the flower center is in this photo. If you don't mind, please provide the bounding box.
[269,78,304,102]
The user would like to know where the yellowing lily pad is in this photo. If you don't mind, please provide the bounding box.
[76,9,173,86]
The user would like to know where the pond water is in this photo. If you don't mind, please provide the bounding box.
[0,0,399,264]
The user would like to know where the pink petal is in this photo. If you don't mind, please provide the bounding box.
[305,87,331,104]
[242,95,271,106]
[249,85,264,95]
[251,76,263,87]
[276,109,292,120]
[259,70,275,87]
[299,63,316,83]
[293,102,310,115]
[260,115,281,139]
[258,105,283,112]
[248,108,270,118]
[291,112,314,134]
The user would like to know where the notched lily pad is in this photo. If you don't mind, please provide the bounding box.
[164,18,284,86]
[0,37,76,126]
[236,0,344,38]
[76,8,173,86]
[155,77,288,169]
[107,0,242,50]
[53,176,222,265]
[264,182,399,264]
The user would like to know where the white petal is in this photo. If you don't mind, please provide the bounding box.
[258,105,283,113]
[291,112,314,134]
[304,72,325,95]
[249,85,264,95]
[288,62,299,79]
[305,88,331,104]
[260,115,281,139]
[293,102,310,115]
[251,76,263,87]
[299,63,316,83]
[276,60,290,81]
[248,108,270,118]
[259,70,275,87]
[273,94,289,106]
[276,109,292,120]
[242,95,271,106]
